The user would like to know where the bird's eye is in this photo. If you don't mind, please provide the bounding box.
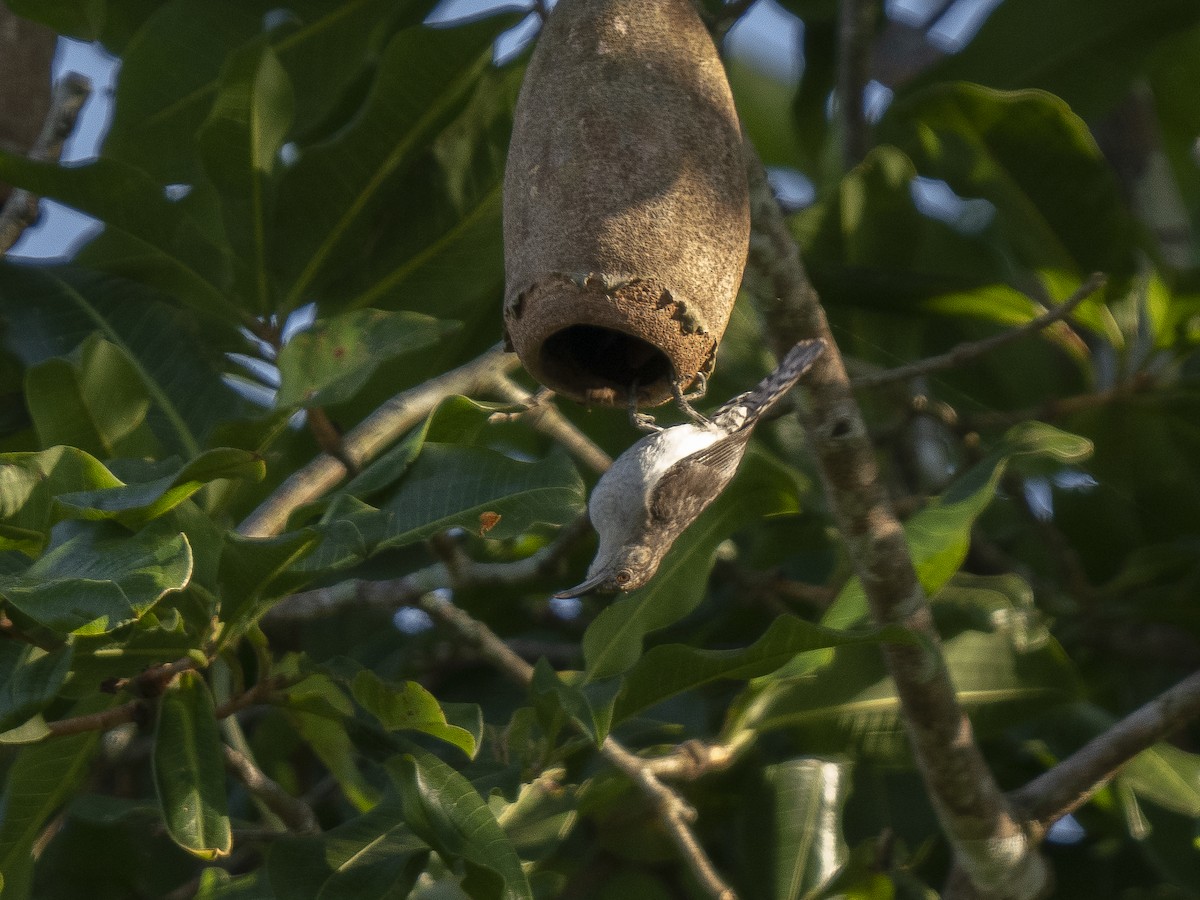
[615,569,632,586]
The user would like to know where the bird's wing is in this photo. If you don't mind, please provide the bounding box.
[647,428,752,529]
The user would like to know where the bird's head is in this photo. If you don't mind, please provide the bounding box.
[553,543,663,598]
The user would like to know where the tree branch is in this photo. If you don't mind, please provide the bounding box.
[224,745,320,835]
[264,512,593,624]
[1011,669,1200,841]
[0,72,90,255]
[237,345,520,537]
[836,0,878,169]
[490,375,613,474]
[415,593,738,900]
[850,273,1107,390]
[742,141,1048,898]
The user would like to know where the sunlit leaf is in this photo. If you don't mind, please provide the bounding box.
[152,669,232,859]
[392,749,533,900]
[25,334,159,460]
[823,421,1092,630]
[764,758,852,900]
[275,310,459,408]
[268,794,429,900]
[351,669,477,758]
[55,448,266,527]
[0,520,192,636]
[295,444,584,574]
[613,616,916,724]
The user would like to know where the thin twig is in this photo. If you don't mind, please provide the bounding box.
[601,737,736,900]
[851,273,1107,390]
[264,513,593,623]
[224,745,320,834]
[836,0,878,169]
[1010,669,1200,841]
[742,141,1048,898]
[416,594,738,900]
[490,375,613,474]
[45,700,144,738]
[640,740,741,781]
[0,73,90,255]
[237,345,520,537]
[963,379,1150,432]
[43,671,291,740]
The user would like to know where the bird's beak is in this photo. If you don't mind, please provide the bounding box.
[553,571,609,599]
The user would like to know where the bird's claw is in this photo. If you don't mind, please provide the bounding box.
[671,376,711,426]
[628,381,663,433]
[682,371,708,402]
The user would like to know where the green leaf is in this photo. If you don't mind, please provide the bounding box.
[822,421,1092,630]
[0,155,238,319]
[218,529,322,637]
[0,521,193,636]
[152,669,232,859]
[582,447,802,680]
[4,0,103,39]
[283,677,379,814]
[0,698,108,897]
[613,616,916,724]
[795,144,1018,312]
[879,84,1140,281]
[737,624,1081,760]
[25,334,159,460]
[906,0,1200,119]
[296,444,584,573]
[350,669,477,758]
[275,310,460,409]
[194,868,274,900]
[1118,742,1200,818]
[275,16,511,310]
[530,660,621,746]
[488,769,578,862]
[105,0,438,183]
[0,445,121,554]
[199,40,295,316]
[0,264,250,457]
[391,750,533,900]
[66,613,198,700]
[0,642,73,733]
[56,448,266,527]
[763,758,852,900]
[268,795,429,900]
[1148,28,1200,265]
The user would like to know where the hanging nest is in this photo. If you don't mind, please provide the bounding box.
[502,0,750,408]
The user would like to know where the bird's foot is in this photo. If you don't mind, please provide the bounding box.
[628,382,662,433]
[682,371,708,402]
[671,375,711,426]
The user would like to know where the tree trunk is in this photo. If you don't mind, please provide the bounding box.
[0,3,56,205]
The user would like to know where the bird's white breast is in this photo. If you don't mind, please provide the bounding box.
[587,423,719,564]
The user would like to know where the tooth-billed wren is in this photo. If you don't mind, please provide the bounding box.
[555,339,825,597]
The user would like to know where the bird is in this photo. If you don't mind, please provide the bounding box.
[555,339,825,597]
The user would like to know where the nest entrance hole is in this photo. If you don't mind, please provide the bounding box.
[540,325,673,405]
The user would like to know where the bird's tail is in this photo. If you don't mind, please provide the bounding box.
[714,339,825,426]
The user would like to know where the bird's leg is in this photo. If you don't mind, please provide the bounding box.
[628,381,662,433]
[682,371,708,402]
[671,374,711,426]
